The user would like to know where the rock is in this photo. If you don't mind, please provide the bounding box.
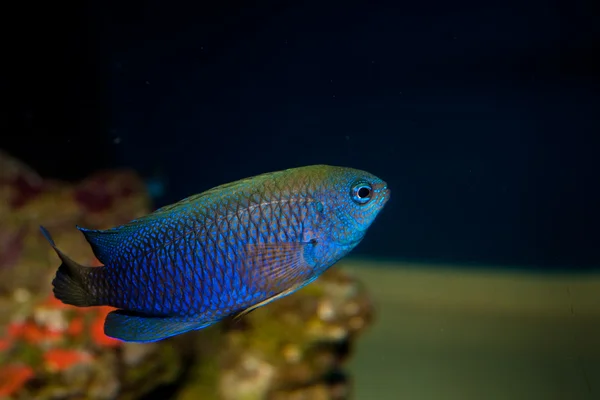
[0,150,374,399]
[172,264,374,400]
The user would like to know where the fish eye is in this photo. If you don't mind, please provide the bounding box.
[351,182,373,204]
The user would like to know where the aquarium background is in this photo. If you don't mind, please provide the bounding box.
[5,0,600,271]
[2,0,599,399]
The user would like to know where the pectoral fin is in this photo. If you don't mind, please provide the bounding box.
[245,240,316,288]
[232,240,318,320]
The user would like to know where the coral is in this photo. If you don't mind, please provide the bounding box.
[0,150,161,399]
[0,150,374,399]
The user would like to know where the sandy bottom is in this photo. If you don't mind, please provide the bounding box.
[342,259,600,400]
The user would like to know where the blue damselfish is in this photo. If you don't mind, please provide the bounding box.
[41,165,390,343]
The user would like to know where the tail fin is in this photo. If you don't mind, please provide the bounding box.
[40,226,99,307]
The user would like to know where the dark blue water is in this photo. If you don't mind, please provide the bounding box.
[3,0,599,270]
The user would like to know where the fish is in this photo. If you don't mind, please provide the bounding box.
[40,164,390,343]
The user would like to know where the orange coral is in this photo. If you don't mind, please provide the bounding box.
[44,348,92,371]
[0,337,11,352]
[42,295,67,308]
[20,323,47,344]
[67,316,84,337]
[17,294,123,348]
[7,320,63,345]
[0,364,34,396]
[91,306,121,348]
[7,321,25,338]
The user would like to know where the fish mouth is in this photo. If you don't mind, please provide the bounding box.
[373,182,390,205]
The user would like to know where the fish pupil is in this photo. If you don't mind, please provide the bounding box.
[357,187,371,199]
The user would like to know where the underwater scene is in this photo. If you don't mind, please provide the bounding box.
[2,1,599,399]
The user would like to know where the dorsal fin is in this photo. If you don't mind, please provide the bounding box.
[75,176,271,266]
[77,225,133,266]
[75,198,190,266]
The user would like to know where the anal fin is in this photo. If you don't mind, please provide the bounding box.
[104,310,214,343]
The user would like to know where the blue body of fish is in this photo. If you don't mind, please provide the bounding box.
[41,165,390,342]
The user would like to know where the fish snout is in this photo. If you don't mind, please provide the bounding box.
[373,182,390,205]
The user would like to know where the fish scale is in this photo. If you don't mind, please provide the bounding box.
[40,165,390,342]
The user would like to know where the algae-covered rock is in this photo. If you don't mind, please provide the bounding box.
[0,151,374,399]
[172,265,373,400]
